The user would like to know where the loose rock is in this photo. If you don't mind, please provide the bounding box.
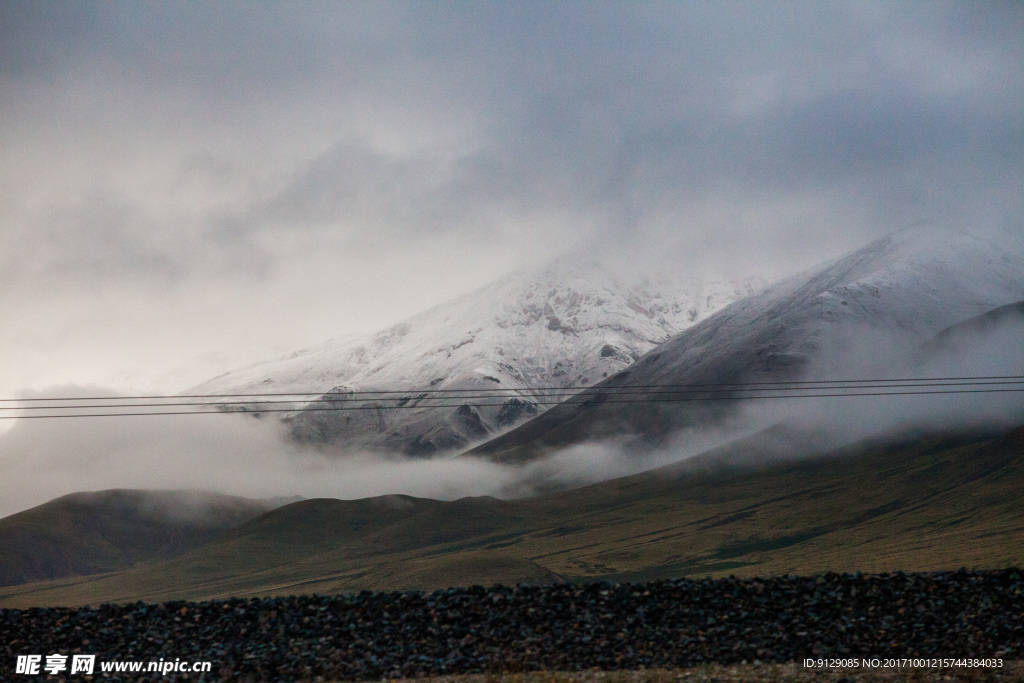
[1,569,1021,681]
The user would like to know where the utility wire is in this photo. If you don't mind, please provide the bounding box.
[2,374,1022,404]
[3,386,1022,420]
[3,379,1024,412]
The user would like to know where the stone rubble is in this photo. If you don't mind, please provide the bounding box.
[1,569,1021,681]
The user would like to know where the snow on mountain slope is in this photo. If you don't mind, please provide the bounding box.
[188,257,763,455]
[468,228,1024,464]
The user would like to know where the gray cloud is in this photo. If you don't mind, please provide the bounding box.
[0,1,1021,404]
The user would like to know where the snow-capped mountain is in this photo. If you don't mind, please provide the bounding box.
[469,228,1024,463]
[188,257,763,455]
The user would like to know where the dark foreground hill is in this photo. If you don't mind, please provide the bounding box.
[0,490,279,588]
[2,425,1021,608]
[1,569,1021,681]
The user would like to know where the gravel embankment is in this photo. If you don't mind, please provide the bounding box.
[2,569,1022,681]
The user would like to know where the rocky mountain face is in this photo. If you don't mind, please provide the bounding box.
[188,257,762,456]
[467,229,1024,464]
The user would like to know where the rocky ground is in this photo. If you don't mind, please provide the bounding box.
[1,569,1021,681]
[400,663,1024,682]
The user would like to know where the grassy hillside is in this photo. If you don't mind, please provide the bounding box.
[0,490,275,587]
[1,426,1021,607]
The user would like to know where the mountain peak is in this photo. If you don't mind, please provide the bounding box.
[469,230,1024,464]
[851,226,1013,264]
[188,256,763,456]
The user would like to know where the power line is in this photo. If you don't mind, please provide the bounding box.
[3,374,1023,403]
[4,379,1024,412]
[3,374,1022,403]
[3,386,1022,420]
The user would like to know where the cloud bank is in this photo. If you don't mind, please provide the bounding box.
[1,1,1022,398]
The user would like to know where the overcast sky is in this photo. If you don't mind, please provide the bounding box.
[1,0,1022,398]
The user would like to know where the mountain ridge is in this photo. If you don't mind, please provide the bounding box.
[467,229,1024,464]
[0,490,278,588]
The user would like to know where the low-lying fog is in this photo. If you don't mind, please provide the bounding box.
[1,313,1021,518]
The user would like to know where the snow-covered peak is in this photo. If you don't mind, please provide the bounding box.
[633,227,1024,383]
[801,228,1008,284]
[193,258,761,396]
[468,229,1024,464]
[188,257,764,455]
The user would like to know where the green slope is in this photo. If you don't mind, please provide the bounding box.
[1,426,1021,607]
